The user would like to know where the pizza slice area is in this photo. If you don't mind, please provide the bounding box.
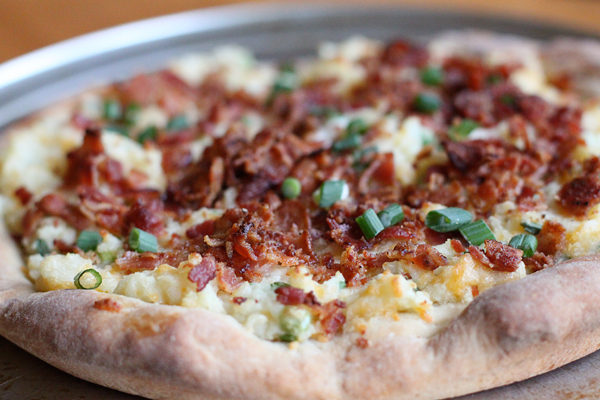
[3,34,600,344]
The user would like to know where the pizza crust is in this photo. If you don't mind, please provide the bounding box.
[2,242,600,400]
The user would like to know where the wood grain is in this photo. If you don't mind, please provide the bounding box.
[1,0,600,63]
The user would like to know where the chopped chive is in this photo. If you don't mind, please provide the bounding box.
[420,66,444,86]
[317,180,347,208]
[521,221,542,235]
[273,69,298,93]
[414,93,441,114]
[460,220,496,246]
[508,233,537,257]
[346,119,369,136]
[356,209,384,240]
[76,230,103,252]
[332,133,361,152]
[281,177,302,199]
[339,281,346,289]
[166,115,189,132]
[279,333,297,342]
[74,269,102,290]
[377,204,404,228]
[353,146,377,162]
[103,99,122,121]
[309,106,339,118]
[129,228,158,253]
[425,208,472,232]
[271,282,291,290]
[449,119,479,140]
[500,94,516,106]
[34,239,50,256]
[104,124,129,137]
[137,126,158,143]
[487,74,503,84]
[124,103,141,125]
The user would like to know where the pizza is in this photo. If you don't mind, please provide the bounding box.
[2,30,600,399]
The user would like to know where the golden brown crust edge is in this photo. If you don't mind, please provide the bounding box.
[2,254,600,400]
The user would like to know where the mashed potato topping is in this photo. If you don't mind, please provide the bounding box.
[2,34,599,343]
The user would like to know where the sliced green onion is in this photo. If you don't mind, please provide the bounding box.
[356,209,384,240]
[508,233,537,257]
[74,269,102,290]
[281,177,302,199]
[377,204,404,228]
[339,281,346,290]
[414,93,441,114]
[425,208,472,232]
[129,228,158,253]
[309,106,339,118]
[34,239,50,256]
[420,66,444,86]
[273,69,298,93]
[347,119,369,136]
[317,180,347,208]
[487,74,503,84]
[104,124,129,136]
[103,99,122,121]
[449,119,479,140]
[76,230,103,252]
[137,126,158,143]
[279,333,297,342]
[332,133,361,152]
[521,221,542,235]
[500,94,516,106]
[124,103,141,125]
[271,282,291,290]
[353,146,377,162]
[166,114,189,132]
[459,220,496,246]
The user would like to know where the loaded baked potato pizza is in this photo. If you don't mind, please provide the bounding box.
[2,30,600,399]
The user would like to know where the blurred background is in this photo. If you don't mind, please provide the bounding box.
[1,0,600,63]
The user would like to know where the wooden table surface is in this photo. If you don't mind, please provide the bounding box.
[2,0,600,64]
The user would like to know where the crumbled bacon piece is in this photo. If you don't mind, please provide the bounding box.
[356,337,369,348]
[450,239,466,253]
[536,221,566,256]
[318,299,347,336]
[93,298,122,312]
[188,256,217,292]
[484,239,523,272]
[122,199,165,236]
[468,245,491,267]
[275,286,320,306]
[558,172,600,217]
[412,244,448,271]
[14,187,32,205]
[523,252,555,273]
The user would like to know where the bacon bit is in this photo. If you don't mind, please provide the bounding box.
[412,244,448,271]
[14,187,32,205]
[450,239,466,253]
[356,337,369,348]
[424,228,454,246]
[471,286,480,297]
[188,256,217,292]
[215,264,242,293]
[484,239,523,272]
[558,175,600,217]
[536,221,566,256]
[232,297,247,305]
[381,40,428,68]
[468,245,491,267]
[93,298,122,312]
[63,128,104,189]
[318,299,347,337]
[122,199,165,236]
[275,286,321,306]
[523,252,555,273]
[186,220,216,239]
[115,251,163,272]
